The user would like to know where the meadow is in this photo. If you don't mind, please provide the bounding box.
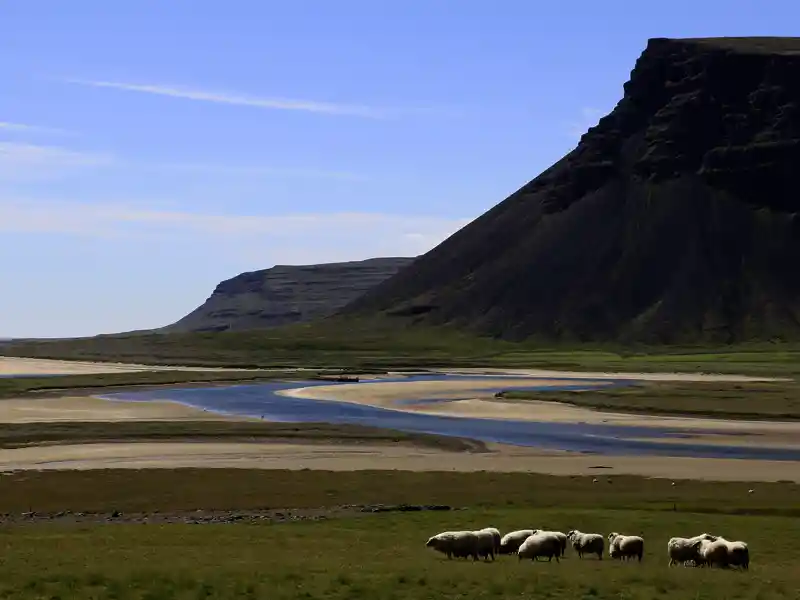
[5,320,800,377]
[0,470,798,599]
[499,380,800,420]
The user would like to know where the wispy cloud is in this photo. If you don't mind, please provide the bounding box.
[61,78,397,119]
[566,107,605,141]
[0,142,113,180]
[0,121,73,136]
[0,142,366,182]
[152,162,367,182]
[0,199,471,241]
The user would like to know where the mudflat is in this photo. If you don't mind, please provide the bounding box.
[0,440,797,482]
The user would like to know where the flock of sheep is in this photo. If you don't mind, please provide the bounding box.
[425,527,750,570]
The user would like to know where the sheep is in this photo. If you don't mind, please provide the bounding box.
[479,527,502,556]
[694,537,730,569]
[667,533,718,567]
[567,530,604,560]
[425,531,479,561]
[716,537,750,570]
[517,532,561,563]
[472,529,496,561]
[607,532,644,562]
[532,529,568,557]
[499,529,535,555]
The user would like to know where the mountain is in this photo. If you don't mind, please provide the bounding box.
[342,38,800,344]
[161,257,416,333]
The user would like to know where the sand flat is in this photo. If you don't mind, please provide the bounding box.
[0,395,246,423]
[281,379,800,450]
[0,356,265,376]
[0,440,796,482]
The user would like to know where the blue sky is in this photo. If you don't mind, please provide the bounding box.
[2,0,797,338]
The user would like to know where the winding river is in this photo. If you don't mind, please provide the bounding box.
[103,374,800,461]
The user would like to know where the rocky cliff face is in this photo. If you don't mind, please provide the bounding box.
[161,257,416,333]
[343,38,800,344]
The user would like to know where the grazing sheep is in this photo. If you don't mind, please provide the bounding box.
[695,538,730,569]
[479,527,502,556]
[425,531,479,561]
[667,533,718,567]
[499,530,535,555]
[473,529,496,561]
[567,530,604,560]
[607,532,644,562]
[518,532,561,563]
[532,529,568,557]
[717,537,750,570]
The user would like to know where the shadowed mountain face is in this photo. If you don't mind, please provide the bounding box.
[343,38,800,344]
[162,257,416,333]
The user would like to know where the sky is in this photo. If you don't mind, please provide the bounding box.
[2,0,798,338]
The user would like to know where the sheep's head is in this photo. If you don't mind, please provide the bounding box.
[607,532,620,542]
[425,537,437,548]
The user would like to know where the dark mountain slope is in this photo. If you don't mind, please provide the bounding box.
[342,37,800,344]
[161,257,415,333]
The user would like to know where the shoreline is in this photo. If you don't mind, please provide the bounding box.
[1,357,799,479]
[0,440,797,481]
[279,380,800,431]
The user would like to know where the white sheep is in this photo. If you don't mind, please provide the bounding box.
[425,531,479,560]
[479,527,502,556]
[532,529,568,557]
[499,529,535,555]
[567,530,604,560]
[517,532,561,562]
[607,532,644,562]
[716,537,750,570]
[472,529,497,561]
[666,533,718,567]
[695,537,730,569]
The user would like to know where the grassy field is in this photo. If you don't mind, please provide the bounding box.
[499,380,800,420]
[0,421,487,452]
[5,320,800,376]
[1,469,797,516]
[0,470,798,599]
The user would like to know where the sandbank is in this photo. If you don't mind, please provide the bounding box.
[0,441,796,482]
[0,356,266,376]
[280,379,800,447]
[0,395,246,423]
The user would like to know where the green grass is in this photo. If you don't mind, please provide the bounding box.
[0,421,487,453]
[0,470,799,599]
[1,469,797,516]
[2,509,798,600]
[499,380,800,420]
[5,320,800,375]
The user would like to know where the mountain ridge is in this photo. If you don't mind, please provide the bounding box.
[160,257,416,333]
[341,37,800,344]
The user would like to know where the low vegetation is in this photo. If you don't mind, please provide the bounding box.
[5,320,800,376]
[499,380,800,420]
[0,470,798,599]
[0,469,797,516]
[0,421,487,453]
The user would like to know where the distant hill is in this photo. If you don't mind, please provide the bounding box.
[342,37,800,344]
[160,257,416,333]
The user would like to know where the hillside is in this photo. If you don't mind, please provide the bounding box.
[342,37,800,344]
[160,257,416,333]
